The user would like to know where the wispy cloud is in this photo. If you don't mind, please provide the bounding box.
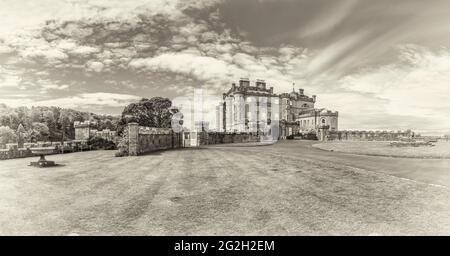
[1,0,449,133]
[300,0,358,39]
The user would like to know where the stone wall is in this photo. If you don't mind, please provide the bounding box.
[119,123,262,156]
[325,130,413,141]
[200,132,260,145]
[125,123,183,156]
[0,148,33,160]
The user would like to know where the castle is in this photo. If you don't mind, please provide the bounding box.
[74,121,117,142]
[216,78,338,140]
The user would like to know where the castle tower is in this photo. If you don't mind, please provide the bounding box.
[74,121,92,141]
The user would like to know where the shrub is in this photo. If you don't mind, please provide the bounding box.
[115,129,129,157]
[114,151,127,157]
[87,137,117,150]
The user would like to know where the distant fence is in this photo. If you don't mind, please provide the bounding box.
[324,130,413,141]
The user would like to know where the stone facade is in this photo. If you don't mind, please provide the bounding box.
[74,121,117,142]
[297,109,339,134]
[217,78,338,140]
[74,121,92,141]
[217,78,280,136]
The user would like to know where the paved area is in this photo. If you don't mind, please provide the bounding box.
[1,140,450,235]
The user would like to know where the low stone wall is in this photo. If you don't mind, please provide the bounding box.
[0,141,91,160]
[326,130,413,141]
[125,123,183,156]
[0,148,33,160]
[118,123,262,156]
[202,132,260,145]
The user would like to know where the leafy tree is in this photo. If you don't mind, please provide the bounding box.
[43,110,57,139]
[31,122,50,142]
[0,126,17,147]
[99,119,115,131]
[0,105,120,142]
[16,124,26,148]
[117,97,177,135]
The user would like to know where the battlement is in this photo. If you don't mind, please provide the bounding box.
[73,120,97,128]
[279,90,315,103]
[298,108,338,118]
[226,79,275,97]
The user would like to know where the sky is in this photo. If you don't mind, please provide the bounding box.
[0,0,450,134]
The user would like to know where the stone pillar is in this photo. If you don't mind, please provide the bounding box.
[318,125,329,141]
[128,122,139,156]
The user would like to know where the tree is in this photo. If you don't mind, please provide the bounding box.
[31,122,50,142]
[16,124,26,148]
[99,119,115,131]
[117,97,177,135]
[0,105,120,141]
[0,126,17,147]
[59,110,70,153]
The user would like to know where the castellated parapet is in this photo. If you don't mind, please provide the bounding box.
[74,121,94,141]
[74,120,116,142]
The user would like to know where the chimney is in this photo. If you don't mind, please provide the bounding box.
[239,78,250,87]
[299,89,304,95]
[232,83,236,90]
[256,79,266,89]
[312,95,316,102]
[269,87,273,94]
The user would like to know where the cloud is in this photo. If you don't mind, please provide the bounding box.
[300,0,358,38]
[305,31,370,77]
[0,43,13,54]
[129,52,240,82]
[86,61,105,72]
[0,66,23,88]
[328,45,450,133]
[1,92,141,109]
[39,83,70,93]
[1,0,449,134]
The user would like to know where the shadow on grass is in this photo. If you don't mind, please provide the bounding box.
[28,163,66,168]
[137,147,209,156]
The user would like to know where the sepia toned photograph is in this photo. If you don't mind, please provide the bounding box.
[1,0,450,238]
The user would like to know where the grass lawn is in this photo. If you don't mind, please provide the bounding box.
[1,141,450,235]
[313,141,450,159]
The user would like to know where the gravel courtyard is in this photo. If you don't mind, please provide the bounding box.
[1,140,450,235]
